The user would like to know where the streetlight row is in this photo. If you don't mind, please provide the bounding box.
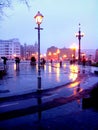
[34,12,84,91]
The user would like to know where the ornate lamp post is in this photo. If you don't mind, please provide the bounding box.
[75,23,84,64]
[34,11,44,91]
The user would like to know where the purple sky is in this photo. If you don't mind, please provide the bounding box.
[0,0,98,54]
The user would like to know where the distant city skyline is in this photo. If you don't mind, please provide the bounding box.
[0,0,98,54]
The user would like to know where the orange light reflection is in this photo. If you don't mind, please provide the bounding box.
[70,65,79,73]
[48,65,52,73]
[68,81,80,88]
[74,87,83,95]
[69,73,77,81]
[63,63,66,68]
[44,65,46,71]
[14,63,16,70]
[56,67,60,82]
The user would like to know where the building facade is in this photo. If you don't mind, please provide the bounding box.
[46,46,73,61]
[20,42,38,60]
[0,38,21,59]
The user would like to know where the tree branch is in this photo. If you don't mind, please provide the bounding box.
[0,0,30,19]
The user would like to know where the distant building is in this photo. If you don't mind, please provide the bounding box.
[60,48,73,60]
[82,49,96,61]
[95,49,98,62]
[21,42,38,60]
[46,46,73,61]
[0,38,20,59]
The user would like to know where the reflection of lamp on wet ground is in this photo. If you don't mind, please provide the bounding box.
[69,65,78,81]
[34,11,44,91]
[75,23,84,64]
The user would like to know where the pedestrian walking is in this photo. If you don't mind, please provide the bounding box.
[15,57,20,70]
[82,56,86,67]
[1,57,7,70]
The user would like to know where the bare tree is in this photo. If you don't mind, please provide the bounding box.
[0,0,29,19]
[20,0,30,8]
[0,0,11,18]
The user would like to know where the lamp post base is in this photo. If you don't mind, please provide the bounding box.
[37,76,42,91]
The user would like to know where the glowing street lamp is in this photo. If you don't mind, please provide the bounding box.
[34,11,44,91]
[48,52,52,56]
[70,43,77,60]
[75,23,84,64]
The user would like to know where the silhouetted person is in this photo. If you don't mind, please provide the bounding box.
[30,56,36,65]
[2,57,7,70]
[15,57,20,70]
[40,58,46,66]
[15,57,20,64]
[50,59,53,64]
[82,56,86,67]
[60,60,62,67]
[72,56,75,64]
[70,60,73,64]
[77,84,80,92]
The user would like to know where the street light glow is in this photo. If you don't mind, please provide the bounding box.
[34,11,44,25]
[57,49,60,54]
[76,32,84,38]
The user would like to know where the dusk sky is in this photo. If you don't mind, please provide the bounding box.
[0,0,98,54]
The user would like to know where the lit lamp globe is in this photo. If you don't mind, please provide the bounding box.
[34,11,44,25]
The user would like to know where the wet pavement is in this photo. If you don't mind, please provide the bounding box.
[0,61,98,129]
[0,61,97,96]
[0,61,75,96]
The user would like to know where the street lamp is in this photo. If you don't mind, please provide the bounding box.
[75,23,84,64]
[34,11,44,91]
